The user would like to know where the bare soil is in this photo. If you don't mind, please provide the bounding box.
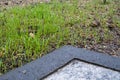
[0,0,51,7]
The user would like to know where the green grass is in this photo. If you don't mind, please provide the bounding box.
[0,0,120,74]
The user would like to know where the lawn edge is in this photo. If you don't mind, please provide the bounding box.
[0,45,120,80]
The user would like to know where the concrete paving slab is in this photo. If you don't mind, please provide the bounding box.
[43,60,120,80]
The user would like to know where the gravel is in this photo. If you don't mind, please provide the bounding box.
[43,60,120,80]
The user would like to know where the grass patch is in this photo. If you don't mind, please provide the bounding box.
[0,0,120,74]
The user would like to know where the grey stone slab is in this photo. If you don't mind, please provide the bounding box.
[43,60,120,80]
[0,45,120,80]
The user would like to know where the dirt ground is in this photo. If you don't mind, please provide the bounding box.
[0,0,51,7]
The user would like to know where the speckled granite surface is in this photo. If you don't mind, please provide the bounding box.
[43,60,120,80]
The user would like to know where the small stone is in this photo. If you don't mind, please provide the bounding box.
[4,2,8,5]
[90,19,100,27]
[8,1,12,5]
[106,18,116,29]
[22,70,27,74]
[40,2,43,4]
[103,45,107,48]
[29,33,35,38]
[107,23,116,30]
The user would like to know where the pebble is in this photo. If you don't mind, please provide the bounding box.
[22,70,27,74]
[29,33,35,38]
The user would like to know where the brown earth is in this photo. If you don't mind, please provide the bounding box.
[0,0,51,8]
